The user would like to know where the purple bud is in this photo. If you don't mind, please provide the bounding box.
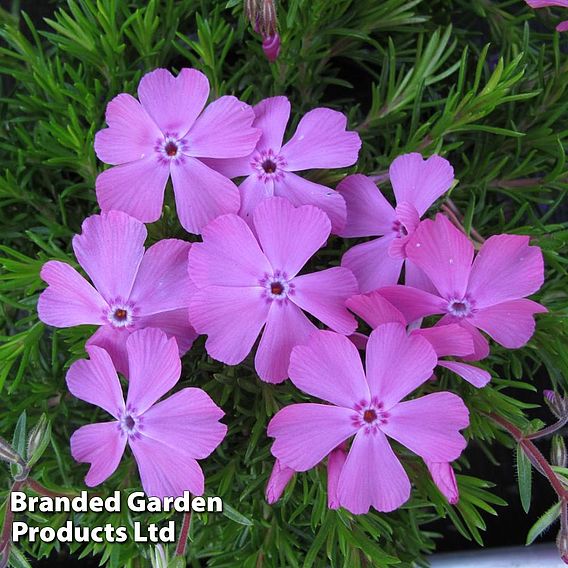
[265,459,294,504]
[544,390,568,419]
[557,528,568,564]
[262,33,281,63]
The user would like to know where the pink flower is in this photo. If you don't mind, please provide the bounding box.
[337,153,454,293]
[525,0,568,31]
[426,461,459,504]
[187,197,358,383]
[38,211,197,375]
[203,96,361,233]
[327,445,348,509]
[265,459,295,504]
[268,325,469,514]
[379,214,547,358]
[67,328,227,497]
[94,68,260,234]
[262,33,281,61]
[347,291,491,388]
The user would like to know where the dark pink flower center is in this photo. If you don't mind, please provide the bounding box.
[262,159,277,174]
[447,297,474,318]
[165,141,178,156]
[124,415,135,430]
[114,308,128,321]
[363,409,377,423]
[270,282,284,295]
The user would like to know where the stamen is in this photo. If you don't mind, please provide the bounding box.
[363,409,377,423]
[262,159,277,174]
[125,415,135,430]
[271,282,284,295]
[165,141,178,156]
[114,308,128,321]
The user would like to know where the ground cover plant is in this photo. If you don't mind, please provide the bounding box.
[0,0,567,566]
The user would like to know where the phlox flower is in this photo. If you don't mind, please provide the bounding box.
[379,214,547,359]
[347,291,491,388]
[94,68,260,234]
[268,325,469,514]
[38,211,196,375]
[67,328,227,498]
[337,153,454,293]
[525,0,568,31]
[188,197,358,383]
[203,96,361,233]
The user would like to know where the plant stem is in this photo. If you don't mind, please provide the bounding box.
[175,511,192,557]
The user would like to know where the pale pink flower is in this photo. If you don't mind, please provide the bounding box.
[338,154,454,293]
[94,68,260,234]
[38,211,196,374]
[188,197,358,383]
[68,328,227,497]
[379,214,547,359]
[203,96,361,233]
[268,326,469,514]
[525,0,568,31]
[347,291,491,388]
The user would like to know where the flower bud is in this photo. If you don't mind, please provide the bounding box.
[265,459,295,504]
[327,444,348,509]
[551,436,567,468]
[426,461,459,505]
[27,414,51,467]
[557,527,568,564]
[262,33,281,63]
[544,390,568,419]
[0,436,23,467]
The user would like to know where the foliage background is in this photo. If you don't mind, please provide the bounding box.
[0,0,567,566]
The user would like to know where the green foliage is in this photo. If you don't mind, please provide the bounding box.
[0,0,567,566]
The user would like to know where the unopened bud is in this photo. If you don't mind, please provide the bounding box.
[544,390,568,419]
[26,414,51,467]
[245,0,278,37]
[552,436,567,468]
[262,33,281,63]
[0,436,23,466]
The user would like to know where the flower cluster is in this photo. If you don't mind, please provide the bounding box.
[38,68,546,512]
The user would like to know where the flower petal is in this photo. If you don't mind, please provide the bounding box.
[188,213,270,288]
[66,345,125,418]
[426,461,459,505]
[291,267,358,334]
[70,422,126,487]
[327,446,348,509]
[341,236,403,294]
[466,234,545,309]
[253,96,291,153]
[129,239,193,315]
[137,68,209,136]
[404,259,438,294]
[139,309,198,356]
[346,291,406,328]
[336,174,396,238]
[72,211,147,303]
[254,300,316,384]
[171,156,241,235]
[189,286,269,365]
[95,156,170,223]
[125,328,181,413]
[280,108,361,171]
[275,172,347,234]
[437,361,491,388]
[253,197,331,278]
[94,94,161,165]
[38,261,107,327]
[377,285,446,323]
[185,96,259,158]
[266,459,295,504]
[268,403,357,471]
[201,155,252,178]
[390,153,454,216]
[86,325,130,377]
[406,215,474,299]
[337,429,411,514]
[382,392,469,462]
[238,176,274,227]
[365,323,438,407]
[288,329,370,408]
[141,388,226,459]
[469,299,547,348]
[557,20,568,32]
[129,435,205,497]
[411,323,474,357]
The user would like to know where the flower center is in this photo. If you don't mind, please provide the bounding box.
[119,409,142,438]
[114,309,128,321]
[447,297,473,318]
[262,159,277,174]
[252,150,287,182]
[363,409,377,423]
[270,281,284,295]
[260,270,295,302]
[392,219,409,238]
[106,301,136,328]
[352,399,389,432]
[164,141,178,157]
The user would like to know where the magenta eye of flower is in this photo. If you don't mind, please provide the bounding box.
[363,409,377,423]
[125,415,135,430]
[270,282,284,295]
[447,297,473,318]
[262,159,277,174]
[114,308,128,321]
[165,141,178,156]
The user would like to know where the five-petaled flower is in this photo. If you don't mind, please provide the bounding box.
[94,68,261,234]
[188,197,359,383]
[338,153,454,293]
[379,213,547,359]
[67,328,227,498]
[203,96,361,233]
[38,211,197,375]
[268,325,469,513]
